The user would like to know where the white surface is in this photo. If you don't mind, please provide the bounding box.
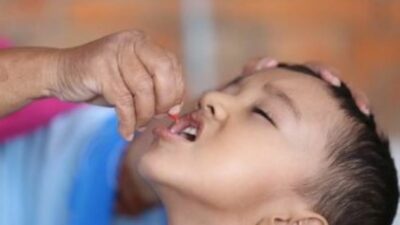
[181,0,217,98]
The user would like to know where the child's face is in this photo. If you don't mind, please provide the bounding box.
[138,69,343,210]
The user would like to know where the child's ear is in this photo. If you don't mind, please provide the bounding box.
[289,212,328,225]
[259,212,328,225]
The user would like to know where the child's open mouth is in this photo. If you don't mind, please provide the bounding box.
[168,112,203,142]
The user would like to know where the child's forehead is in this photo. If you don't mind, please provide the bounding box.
[228,69,328,92]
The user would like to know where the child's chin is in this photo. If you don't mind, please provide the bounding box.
[137,145,174,184]
[137,154,160,185]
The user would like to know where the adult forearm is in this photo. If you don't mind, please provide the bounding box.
[0,47,60,117]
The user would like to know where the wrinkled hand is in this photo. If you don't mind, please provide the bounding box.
[52,30,184,140]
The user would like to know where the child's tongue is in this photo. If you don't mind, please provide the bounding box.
[169,114,199,142]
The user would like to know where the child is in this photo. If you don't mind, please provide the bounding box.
[129,59,398,225]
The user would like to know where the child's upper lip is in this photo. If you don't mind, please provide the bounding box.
[169,110,205,141]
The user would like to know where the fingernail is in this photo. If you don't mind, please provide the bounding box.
[321,70,341,87]
[355,98,371,116]
[168,103,183,115]
[138,126,146,132]
[255,58,278,71]
[126,133,134,141]
[359,104,371,116]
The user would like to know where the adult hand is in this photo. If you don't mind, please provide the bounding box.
[52,30,185,140]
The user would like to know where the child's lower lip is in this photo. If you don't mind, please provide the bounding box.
[153,126,189,143]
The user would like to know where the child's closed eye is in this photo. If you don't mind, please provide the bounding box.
[252,107,276,127]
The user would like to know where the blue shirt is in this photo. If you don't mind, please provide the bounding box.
[0,106,166,225]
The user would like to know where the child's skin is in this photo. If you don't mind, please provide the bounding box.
[121,63,364,225]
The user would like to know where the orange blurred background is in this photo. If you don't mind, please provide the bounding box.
[0,0,399,136]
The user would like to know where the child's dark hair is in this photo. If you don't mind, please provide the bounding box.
[277,63,399,225]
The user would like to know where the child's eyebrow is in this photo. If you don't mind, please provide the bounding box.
[221,75,301,120]
[263,83,301,120]
[220,75,246,89]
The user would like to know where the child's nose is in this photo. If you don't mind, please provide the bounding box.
[199,91,230,121]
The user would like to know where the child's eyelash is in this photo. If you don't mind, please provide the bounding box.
[252,107,276,127]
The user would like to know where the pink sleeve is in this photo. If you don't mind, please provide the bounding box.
[0,37,12,49]
[0,38,81,142]
[0,98,81,142]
